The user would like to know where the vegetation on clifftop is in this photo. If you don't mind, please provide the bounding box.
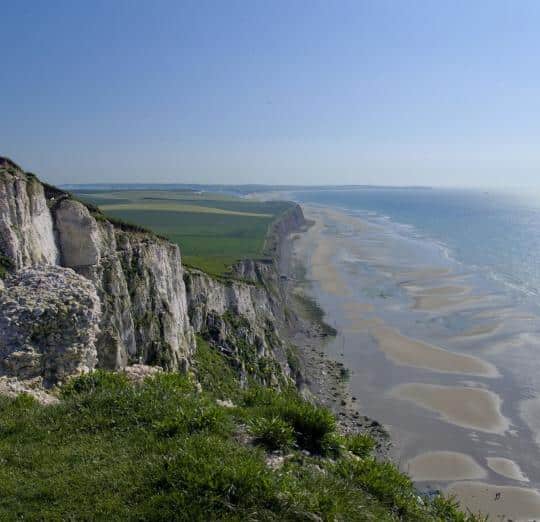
[73,189,296,277]
[0,365,484,521]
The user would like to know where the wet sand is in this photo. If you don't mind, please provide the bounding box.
[310,221,350,296]
[397,268,452,282]
[342,301,375,320]
[487,458,529,482]
[406,451,486,482]
[520,397,540,451]
[370,325,497,377]
[400,277,492,311]
[447,482,540,521]
[390,383,510,434]
[458,322,501,337]
[413,293,486,311]
[293,204,540,520]
[402,285,469,296]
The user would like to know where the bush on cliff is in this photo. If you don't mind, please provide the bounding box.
[240,386,336,454]
[248,416,296,450]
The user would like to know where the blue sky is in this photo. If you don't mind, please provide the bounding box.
[2,0,540,186]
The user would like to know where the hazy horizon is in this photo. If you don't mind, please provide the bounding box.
[3,0,540,188]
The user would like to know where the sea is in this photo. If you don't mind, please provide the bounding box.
[293,187,540,300]
[288,187,540,518]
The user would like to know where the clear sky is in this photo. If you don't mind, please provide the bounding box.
[2,0,540,187]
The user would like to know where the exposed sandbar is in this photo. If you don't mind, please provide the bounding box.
[371,326,498,377]
[413,294,484,311]
[406,451,486,482]
[390,383,510,434]
[447,481,540,521]
[309,223,350,296]
[397,268,452,282]
[487,457,529,482]
[458,322,500,337]
[402,284,469,296]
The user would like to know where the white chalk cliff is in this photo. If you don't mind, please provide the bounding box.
[0,157,305,385]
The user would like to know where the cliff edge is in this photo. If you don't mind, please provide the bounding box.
[0,157,305,386]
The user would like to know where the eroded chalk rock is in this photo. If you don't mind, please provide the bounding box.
[54,199,101,268]
[0,266,101,385]
[0,376,59,405]
[123,363,163,384]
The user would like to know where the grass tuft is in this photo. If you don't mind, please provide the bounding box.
[248,416,295,450]
[344,433,376,458]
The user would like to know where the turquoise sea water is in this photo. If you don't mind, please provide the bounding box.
[293,188,540,301]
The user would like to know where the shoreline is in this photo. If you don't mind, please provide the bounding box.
[286,202,540,520]
[280,217,391,452]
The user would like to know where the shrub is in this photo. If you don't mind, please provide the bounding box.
[192,336,240,399]
[240,387,337,454]
[241,386,282,408]
[248,416,295,450]
[153,399,230,438]
[428,494,488,521]
[279,400,336,454]
[320,432,345,458]
[61,370,130,398]
[142,372,194,395]
[0,372,483,521]
[59,370,230,437]
[344,433,376,458]
[286,347,301,376]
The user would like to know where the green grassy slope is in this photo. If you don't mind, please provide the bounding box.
[74,190,293,276]
[0,340,484,521]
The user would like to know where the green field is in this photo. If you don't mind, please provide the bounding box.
[74,190,294,276]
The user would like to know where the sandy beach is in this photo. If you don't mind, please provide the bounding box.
[406,451,486,482]
[291,203,540,520]
[487,458,529,482]
[447,482,540,520]
[389,383,510,434]
[369,325,498,376]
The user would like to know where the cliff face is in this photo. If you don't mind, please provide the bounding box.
[53,198,195,371]
[0,158,306,386]
[185,268,291,386]
[0,164,59,269]
[0,160,194,373]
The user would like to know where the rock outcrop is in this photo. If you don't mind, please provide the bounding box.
[0,160,195,374]
[53,197,194,371]
[0,161,59,269]
[0,157,306,387]
[0,376,59,405]
[0,266,101,385]
[186,268,291,386]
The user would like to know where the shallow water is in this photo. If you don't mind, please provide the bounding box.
[290,196,540,520]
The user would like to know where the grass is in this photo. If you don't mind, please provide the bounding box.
[0,370,485,521]
[0,253,14,279]
[241,387,337,455]
[248,416,296,450]
[74,189,295,277]
[100,202,273,218]
[191,336,240,399]
[345,433,377,458]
